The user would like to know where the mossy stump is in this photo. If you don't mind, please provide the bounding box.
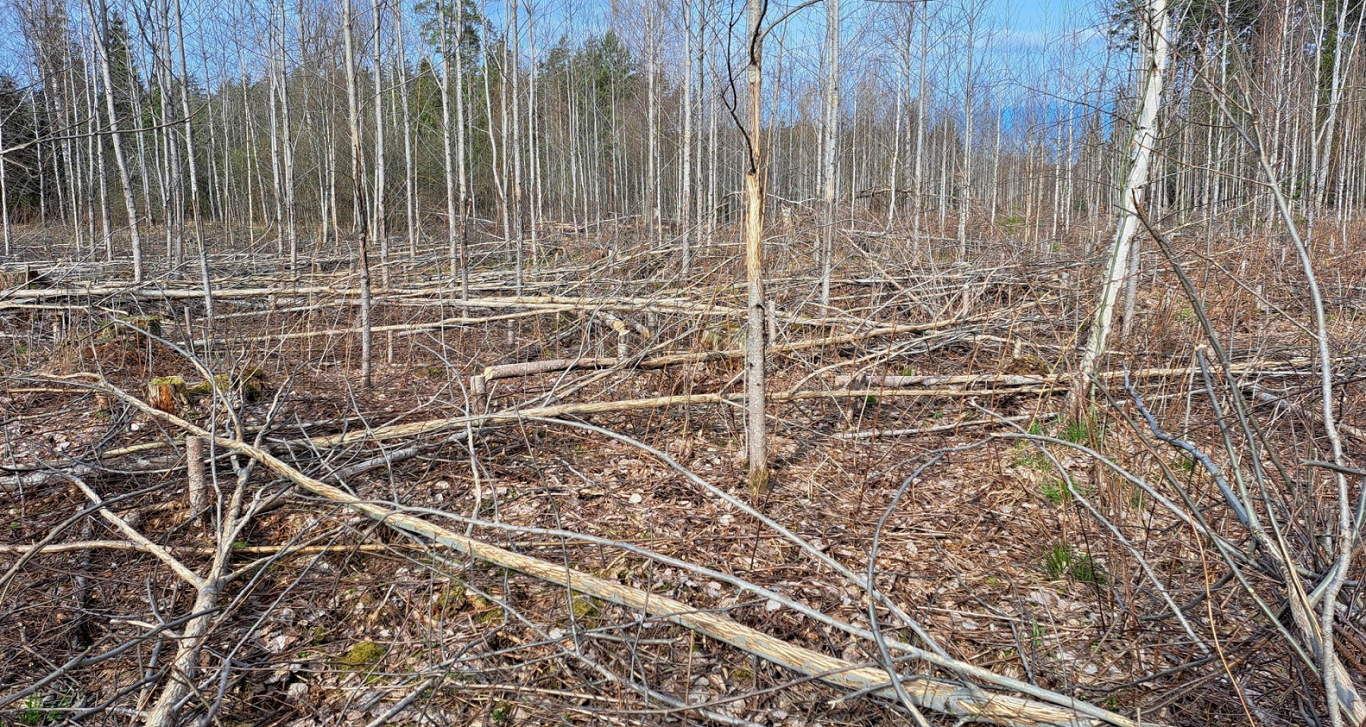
[147,376,188,414]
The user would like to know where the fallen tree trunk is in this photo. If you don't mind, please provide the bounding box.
[478,314,998,384]
[835,373,1047,388]
[311,385,1057,448]
[482,356,620,381]
[98,378,1140,727]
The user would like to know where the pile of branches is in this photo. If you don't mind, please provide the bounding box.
[1,231,1364,726]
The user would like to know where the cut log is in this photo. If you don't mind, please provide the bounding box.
[483,357,619,381]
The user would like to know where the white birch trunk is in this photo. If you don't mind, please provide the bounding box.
[819,0,839,307]
[1074,0,1169,405]
[88,0,143,282]
[744,0,767,492]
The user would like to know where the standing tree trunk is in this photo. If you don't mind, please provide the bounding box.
[0,113,9,256]
[645,0,659,240]
[342,0,372,388]
[454,0,469,297]
[371,0,388,286]
[955,0,978,258]
[88,0,144,283]
[88,54,112,263]
[397,5,416,259]
[743,0,768,493]
[887,17,907,231]
[819,0,838,307]
[510,0,525,295]
[277,0,298,269]
[438,0,460,292]
[680,0,693,276]
[1074,0,1169,409]
[913,4,927,242]
[174,0,213,338]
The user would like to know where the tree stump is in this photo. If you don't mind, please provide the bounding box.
[186,436,207,514]
[147,376,188,415]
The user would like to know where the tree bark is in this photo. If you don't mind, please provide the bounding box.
[343,0,372,388]
[1074,0,1169,410]
[88,0,144,283]
[819,0,838,307]
[743,0,768,493]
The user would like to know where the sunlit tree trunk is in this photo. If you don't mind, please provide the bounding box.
[438,0,460,291]
[342,0,372,388]
[372,0,388,286]
[276,0,298,268]
[0,117,9,256]
[396,6,416,259]
[86,46,113,263]
[88,0,143,282]
[819,0,838,307]
[913,4,927,241]
[173,0,213,334]
[1074,0,1169,409]
[680,0,693,275]
[955,0,979,258]
[743,0,767,493]
[510,0,525,294]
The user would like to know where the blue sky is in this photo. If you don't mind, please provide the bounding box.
[0,0,1116,93]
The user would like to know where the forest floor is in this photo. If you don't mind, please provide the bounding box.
[3,222,1365,726]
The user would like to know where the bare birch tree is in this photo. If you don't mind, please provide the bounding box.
[819,0,838,308]
[343,0,373,388]
[1074,0,1169,408]
[743,0,767,493]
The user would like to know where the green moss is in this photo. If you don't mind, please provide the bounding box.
[336,641,386,670]
[433,584,468,617]
[185,375,231,396]
[118,314,162,338]
[748,466,770,496]
[474,608,503,625]
[184,368,266,400]
[570,594,602,622]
